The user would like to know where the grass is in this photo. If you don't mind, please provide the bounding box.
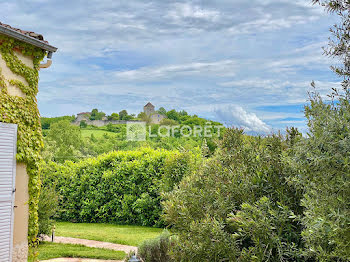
[37,242,126,260]
[80,129,117,138]
[56,222,164,246]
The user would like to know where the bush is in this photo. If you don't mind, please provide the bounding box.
[290,91,350,261]
[41,148,199,226]
[162,128,305,261]
[38,183,59,236]
[80,120,87,128]
[137,230,174,262]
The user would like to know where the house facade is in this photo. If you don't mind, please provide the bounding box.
[0,22,57,261]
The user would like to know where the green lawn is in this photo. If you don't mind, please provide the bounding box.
[38,242,126,260]
[56,222,164,246]
[81,129,117,138]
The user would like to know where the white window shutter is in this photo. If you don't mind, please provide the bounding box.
[0,123,17,262]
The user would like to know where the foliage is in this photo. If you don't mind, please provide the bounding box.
[55,222,163,246]
[119,109,135,120]
[166,109,179,121]
[158,107,167,115]
[42,148,199,226]
[37,242,126,260]
[41,115,75,129]
[0,35,46,247]
[138,111,151,123]
[79,120,87,128]
[312,0,350,83]
[227,197,303,261]
[293,2,350,260]
[38,182,59,236]
[90,108,106,120]
[108,112,119,120]
[162,128,305,261]
[288,90,350,261]
[44,120,82,162]
[137,230,175,262]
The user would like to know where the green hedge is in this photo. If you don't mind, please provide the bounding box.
[41,148,198,227]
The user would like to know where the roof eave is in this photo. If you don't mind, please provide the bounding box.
[0,25,57,53]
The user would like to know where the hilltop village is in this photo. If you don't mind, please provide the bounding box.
[73,102,166,127]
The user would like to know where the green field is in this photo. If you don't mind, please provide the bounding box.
[38,242,126,260]
[80,129,117,138]
[55,222,164,246]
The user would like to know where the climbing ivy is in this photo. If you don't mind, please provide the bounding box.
[0,35,46,249]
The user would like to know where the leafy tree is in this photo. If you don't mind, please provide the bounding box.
[312,0,350,86]
[166,110,180,121]
[41,115,75,130]
[158,107,167,115]
[45,120,82,162]
[163,129,304,261]
[292,2,350,260]
[90,108,106,120]
[137,112,151,123]
[178,110,188,116]
[119,110,128,120]
[108,113,119,121]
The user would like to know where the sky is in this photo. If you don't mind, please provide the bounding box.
[0,0,340,134]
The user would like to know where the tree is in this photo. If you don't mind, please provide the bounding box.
[179,110,188,116]
[163,129,303,261]
[312,0,350,90]
[166,109,180,121]
[119,110,128,120]
[138,112,151,123]
[46,120,82,162]
[108,113,119,121]
[41,115,75,130]
[90,109,106,120]
[291,2,350,260]
[158,107,167,115]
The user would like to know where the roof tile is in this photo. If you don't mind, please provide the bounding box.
[0,22,48,43]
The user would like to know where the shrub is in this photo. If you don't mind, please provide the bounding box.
[80,120,87,128]
[227,197,303,261]
[137,230,174,262]
[38,183,59,236]
[41,148,199,226]
[162,128,305,261]
[290,90,350,261]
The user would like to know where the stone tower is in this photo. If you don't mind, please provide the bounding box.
[144,102,155,116]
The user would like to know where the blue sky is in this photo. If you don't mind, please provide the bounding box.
[0,0,340,134]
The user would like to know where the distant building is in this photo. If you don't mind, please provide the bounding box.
[150,113,166,124]
[73,103,167,126]
[76,112,90,123]
[144,102,155,116]
[144,102,166,124]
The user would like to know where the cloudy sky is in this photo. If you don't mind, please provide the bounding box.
[0,0,339,134]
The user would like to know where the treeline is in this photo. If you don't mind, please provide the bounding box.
[41,120,222,163]
[41,107,222,129]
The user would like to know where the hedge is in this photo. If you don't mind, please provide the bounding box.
[41,148,199,227]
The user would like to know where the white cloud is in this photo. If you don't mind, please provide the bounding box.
[113,60,237,81]
[168,3,221,22]
[215,105,271,134]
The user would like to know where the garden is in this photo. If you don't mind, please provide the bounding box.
[35,1,349,261]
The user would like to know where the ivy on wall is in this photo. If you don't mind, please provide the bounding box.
[0,34,46,249]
